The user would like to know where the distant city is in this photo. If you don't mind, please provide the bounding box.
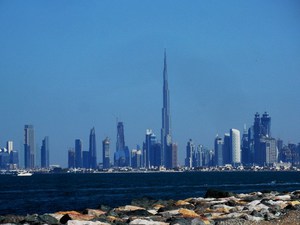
[1,52,299,171]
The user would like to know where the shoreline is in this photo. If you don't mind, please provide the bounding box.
[1,168,300,176]
[1,189,300,225]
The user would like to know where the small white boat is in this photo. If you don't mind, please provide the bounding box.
[17,171,33,176]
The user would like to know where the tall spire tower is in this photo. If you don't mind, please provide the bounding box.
[161,49,172,166]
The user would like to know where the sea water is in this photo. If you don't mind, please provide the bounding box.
[1,171,300,215]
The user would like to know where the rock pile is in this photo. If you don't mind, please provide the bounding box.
[1,190,300,225]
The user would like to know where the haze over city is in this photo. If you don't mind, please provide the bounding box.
[0,1,300,167]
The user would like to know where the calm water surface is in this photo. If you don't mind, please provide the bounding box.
[1,171,300,215]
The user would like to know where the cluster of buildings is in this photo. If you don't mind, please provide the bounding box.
[0,125,49,170]
[0,141,18,170]
[185,112,300,168]
[67,51,178,170]
[2,52,300,171]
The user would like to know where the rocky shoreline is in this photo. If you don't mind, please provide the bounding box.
[1,189,300,225]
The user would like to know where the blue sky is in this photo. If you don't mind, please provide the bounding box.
[0,0,300,167]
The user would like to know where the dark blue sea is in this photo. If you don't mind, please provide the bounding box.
[1,171,300,215]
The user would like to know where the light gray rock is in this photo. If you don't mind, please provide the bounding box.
[247,200,261,208]
[194,197,216,202]
[116,205,146,212]
[148,209,158,215]
[67,220,110,225]
[273,195,291,201]
[160,209,179,218]
[129,218,169,225]
[211,204,234,210]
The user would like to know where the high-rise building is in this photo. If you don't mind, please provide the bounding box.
[116,122,125,152]
[6,141,18,169]
[171,143,178,168]
[253,112,261,164]
[241,125,250,165]
[68,149,75,168]
[260,137,277,165]
[0,148,10,169]
[185,139,195,168]
[24,125,35,169]
[102,137,110,169]
[230,129,241,165]
[6,141,13,154]
[114,122,127,167]
[202,148,214,167]
[164,143,178,169]
[75,139,82,168]
[277,139,283,153]
[144,129,161,168]
[144,129,153,168]
[195,145,203,167]
[161,50,172,167]
[261,112,271,137]
[252,112,276,165]
[223,133,231,164]
[247,126,255,165]
[41,136,49,168]
[214,135,224,166]
[82,151,90,169]
[152,143,162,168]
[131,149,142,169]
[9,151,19,169]
[89,127,97,169]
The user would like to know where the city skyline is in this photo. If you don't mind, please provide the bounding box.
[0,1,300,167]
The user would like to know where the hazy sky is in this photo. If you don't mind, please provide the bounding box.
[1,0,300,167]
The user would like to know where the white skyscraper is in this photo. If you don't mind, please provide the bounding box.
[230,128,241,164]
[6,141,13,153]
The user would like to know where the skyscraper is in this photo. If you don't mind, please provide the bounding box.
[41,136,49,168]
[114,122,129,167]
[223,133,231,164]
[261,112,271,137]
[253,112,262,164]
[75,139,82,168]
[161,50,172,167]
[6,141,13,154]
[230,129,241,165]
[214,135,224,166]
[144,129,161,168]
[252,112,275,165]
[82,151,89,169]
[171,143,178,168]
[24,125,35,169]
[185,139,195,168]
[260,137,277,165]
[241,125,250,165]
[89,127,97,169]
[102,137,110,169]
[68,148,75,168]
[131,149,142,169]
